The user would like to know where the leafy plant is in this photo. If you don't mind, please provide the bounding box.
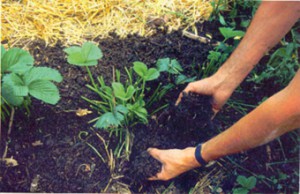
[249,28,300,85]
[233,175,257,194]
[219,27,245,42]
[64,42,162,157]
[156,58,183,74]
[89,61,160,130]
[64,41,103,87]
[1,45,62,119]
[154,57,196,102]
[64,41,103,66]
[80,61,161,158]
[156,57,196,84]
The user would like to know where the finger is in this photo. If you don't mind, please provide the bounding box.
[147,148,162,162]
[210,99,220,120]
[175,92,183,106]
[147,171,165,181]
[211,108,219,120]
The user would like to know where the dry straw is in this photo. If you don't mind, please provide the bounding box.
[2,0,213,46]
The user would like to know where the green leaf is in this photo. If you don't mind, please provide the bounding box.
[218,14,226,25]
[64,42,102,66]
[233,187,249,194]
[2,73,28,96]
[156,58,170,72]
[169,59,183,74]
[1,45,6,59]
[133,61,160,81]
[145,68,160,81]
[1,83,24,106]
[102,86,113,97]
[95,112,123,129]
[245,177,257,190]
[127,100,148,123]
[126,85,136,99]
[112,82,135,101]
[95,105,127,129]
[240,20,250,28]
[219,27,245,41]
[156,58,182,74]
[28,80,60,104]
[175,74,196,85]
[237,176,248,186]
[112,82,126,100]
[237,176,257,190]
[82,42,103,61]
[1,47,34,74]
[115,104,129,114]
[24,67,63,85]
[63,46,81,55]
[133,61,148,78]
[208,51,221,62]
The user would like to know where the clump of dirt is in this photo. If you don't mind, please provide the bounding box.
[128,92,213,181]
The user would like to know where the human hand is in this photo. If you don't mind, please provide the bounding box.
[147,147,200,181]
[176,75,234,113]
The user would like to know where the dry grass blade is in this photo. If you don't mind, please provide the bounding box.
[2,0,213,46]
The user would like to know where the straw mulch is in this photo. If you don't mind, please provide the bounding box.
[1,0,213,47]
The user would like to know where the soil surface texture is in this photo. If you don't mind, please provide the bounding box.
[1,21,299,193]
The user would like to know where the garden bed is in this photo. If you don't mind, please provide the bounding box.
[1,21,299,193]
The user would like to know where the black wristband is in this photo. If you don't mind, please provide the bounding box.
[195,144,207,166]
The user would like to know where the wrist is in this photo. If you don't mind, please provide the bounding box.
[183,147,202,168]
[213,64,241,94]
[200,142,213,163]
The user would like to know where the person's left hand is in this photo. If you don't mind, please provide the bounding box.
[147,147,201,181]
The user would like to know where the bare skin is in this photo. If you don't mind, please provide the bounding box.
[148,1,300,181]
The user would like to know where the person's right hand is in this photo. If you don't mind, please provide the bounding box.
[176,75,234,113]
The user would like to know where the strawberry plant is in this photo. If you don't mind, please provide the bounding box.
[153,58,196,102]
[64,42,163,157]
[86,61,160,129]
[1,45,62,119]
[156,58,196,84]
[233,175,257,194]
[64,41,103,87]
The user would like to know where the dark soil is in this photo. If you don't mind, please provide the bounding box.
[1,21,299,193]
[129,92,213,180]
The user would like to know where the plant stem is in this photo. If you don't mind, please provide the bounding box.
[86,66,96,88]
[2,107,15,159]
[141,79,146,96]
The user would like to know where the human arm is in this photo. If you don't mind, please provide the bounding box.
[148,1,300,181]
[149,70,300,181]
[177,1,300,111]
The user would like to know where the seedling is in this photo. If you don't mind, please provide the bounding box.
[233,175,257,194]
[156,58,183,75]
[64,43,166,158]
[63,41,103,66]
[154,58,196,100]
[64,41,103,87]
[89,61,160,130]
[219,27,245,42]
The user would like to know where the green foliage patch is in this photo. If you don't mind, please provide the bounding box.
[1,45,62,120]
